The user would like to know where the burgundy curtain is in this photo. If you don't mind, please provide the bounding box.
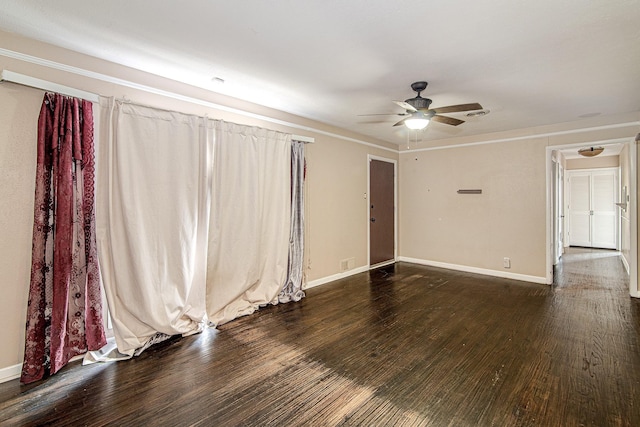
[21,93,107,384]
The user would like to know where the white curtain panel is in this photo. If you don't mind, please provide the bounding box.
[95,100,211,355]
[206,122,291,326]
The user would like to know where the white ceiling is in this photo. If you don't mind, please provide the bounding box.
[1,0,639,145]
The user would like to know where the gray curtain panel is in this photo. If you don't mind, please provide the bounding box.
[279,140,306,303]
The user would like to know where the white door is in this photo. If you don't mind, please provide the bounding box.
[568,169,618,249]
[591,171,617,248]
[569,173,592,246]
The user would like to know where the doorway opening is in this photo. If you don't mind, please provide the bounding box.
[546,139,638,297]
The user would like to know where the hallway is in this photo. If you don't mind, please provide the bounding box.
[554,247,629,290]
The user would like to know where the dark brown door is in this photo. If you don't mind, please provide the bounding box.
[369,159,395,266]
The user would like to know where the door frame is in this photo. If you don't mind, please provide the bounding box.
[367,155,398,268]
[552,157,565,265]
[545,139,638,297]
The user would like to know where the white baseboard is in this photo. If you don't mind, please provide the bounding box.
[0,353,86,384]
[397,256,548,284]
[304,265,369,290]
[304,257,548,290]
[0,363,21,384]
[370,259,395,269]
[621,253,631,275]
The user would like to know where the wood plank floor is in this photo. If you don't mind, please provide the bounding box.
[1,248,639,426]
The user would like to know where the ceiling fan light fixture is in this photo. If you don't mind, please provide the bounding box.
[404,113,430,130]
[578,146,604,157]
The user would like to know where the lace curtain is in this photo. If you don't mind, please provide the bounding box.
[21,93,106,384]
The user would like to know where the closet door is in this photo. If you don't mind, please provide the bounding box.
[591,171,617,249]
[568,173,592,247]
[568,169,618,249]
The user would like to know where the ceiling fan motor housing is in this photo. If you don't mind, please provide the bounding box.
[406,96,433,110]
[406,81,432,110]
[410,81,428,92]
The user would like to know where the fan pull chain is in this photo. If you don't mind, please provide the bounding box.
[407,128,423,150]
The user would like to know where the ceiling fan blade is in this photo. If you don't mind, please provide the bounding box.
[393,100,417,112]
[393,117,408,127]
[357,112,408,117]
[359,120,396,124]
[431,115,465,126]
[431,103,483,114]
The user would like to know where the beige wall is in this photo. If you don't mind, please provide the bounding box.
[399,119,640,281]
[306,141,395,280]
[0,83,40,375]
[566,155,619,170]
[399,138,548,278]
[398,121,640,281]
[0,31,397,374]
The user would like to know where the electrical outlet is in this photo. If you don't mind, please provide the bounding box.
[340,257,356,272]
[503,257,511,269]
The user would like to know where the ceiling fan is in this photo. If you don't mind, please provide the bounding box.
[362,81,483,130]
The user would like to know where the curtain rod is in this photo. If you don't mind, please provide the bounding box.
[0,69,100,103]
[292,135,314,143]
[1,69,314,143]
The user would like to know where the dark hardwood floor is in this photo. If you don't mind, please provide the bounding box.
[1,248,639,426]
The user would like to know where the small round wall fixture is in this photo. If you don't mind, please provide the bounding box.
[578,146,604,157]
